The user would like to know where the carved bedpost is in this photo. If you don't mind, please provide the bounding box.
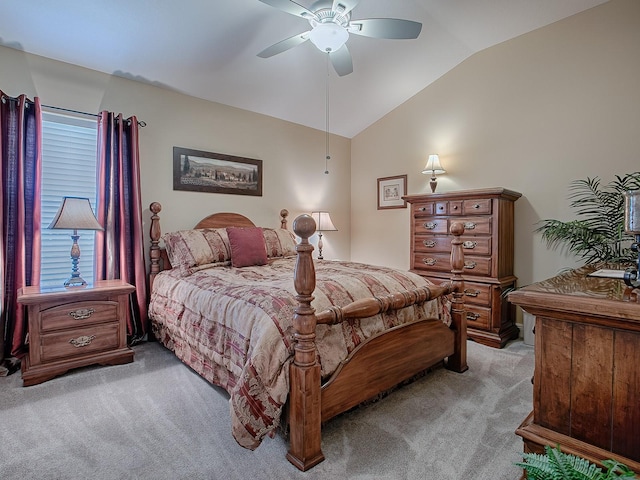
[447,222,468,373]
[280,209,289,230]
[286,214,325,471]
[149,202,162,293]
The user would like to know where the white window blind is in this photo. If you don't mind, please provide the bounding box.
[40,111,98,287]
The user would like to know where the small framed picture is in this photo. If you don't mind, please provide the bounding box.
[377,175,407,210]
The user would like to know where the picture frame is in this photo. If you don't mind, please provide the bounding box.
[173,147,263,196]
[377,175,408,210]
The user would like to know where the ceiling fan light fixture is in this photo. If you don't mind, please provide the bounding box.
[309,22,349,52]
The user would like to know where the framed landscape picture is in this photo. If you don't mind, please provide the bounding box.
[173,147,263,196]
[377,174,407,209]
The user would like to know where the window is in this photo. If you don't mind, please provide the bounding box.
[40,111,98,287]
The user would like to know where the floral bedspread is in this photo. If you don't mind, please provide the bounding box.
[148,257,449,449]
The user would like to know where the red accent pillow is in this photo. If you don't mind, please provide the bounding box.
[227,227,268,268]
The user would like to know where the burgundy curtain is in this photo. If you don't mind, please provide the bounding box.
[0,92,42,368]
[95,111,147,343]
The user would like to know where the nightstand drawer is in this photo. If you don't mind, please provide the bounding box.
[41,301,119,332]
[40,322,120,362]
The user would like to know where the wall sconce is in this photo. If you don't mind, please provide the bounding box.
[49,196,103,287]
[624,190,640,288]
[311,211,337,260]
[421,154,446,193]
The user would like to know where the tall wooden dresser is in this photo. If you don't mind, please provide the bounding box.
[404,188,522,348]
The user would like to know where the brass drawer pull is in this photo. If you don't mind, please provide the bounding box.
[462,241,477,249]
[422,258,436,266]
[463,222,476,230]
[69,335,96,348]
[423,222,437,230]
[464,261,477,269]
[464,289,480,297]
[69,308,95,320]
[466,312,480,320]
[423,240,436,248]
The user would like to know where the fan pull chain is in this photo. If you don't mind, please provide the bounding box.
[324,53,330,174]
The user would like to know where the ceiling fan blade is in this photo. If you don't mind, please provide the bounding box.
[258,0,319,21]
[329,45,353,76]
[331,0,359,16]
[348,18,422,39]
[257,31,311,58]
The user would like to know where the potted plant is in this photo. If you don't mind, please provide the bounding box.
[516,444,637,479]
[536,172,640,265]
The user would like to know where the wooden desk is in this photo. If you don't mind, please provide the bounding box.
[509,266,640,473]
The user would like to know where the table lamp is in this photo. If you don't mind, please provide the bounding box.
[310,211,337,260]
[421,154,446,193]
[623,190,640,288]
[48,196,103,287]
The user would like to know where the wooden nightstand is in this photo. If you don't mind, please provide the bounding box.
[17,280,135,386]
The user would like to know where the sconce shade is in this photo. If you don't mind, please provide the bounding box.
[421,154,446,175]
[624,190,640,234]
[311,211,338,232]
[49,196,103,231]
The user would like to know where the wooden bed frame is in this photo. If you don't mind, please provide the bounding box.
[147,202,467,471]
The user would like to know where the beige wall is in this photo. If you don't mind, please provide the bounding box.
[0,45,352,261]
[1,0,639,285]
[351,0,640,286]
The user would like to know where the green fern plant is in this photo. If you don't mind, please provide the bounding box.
[536,173,640,265]
[516,445,637,480]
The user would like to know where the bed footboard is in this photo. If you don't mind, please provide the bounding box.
[287,216,466,471]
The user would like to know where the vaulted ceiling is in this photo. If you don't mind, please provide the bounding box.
[0,0,608,137]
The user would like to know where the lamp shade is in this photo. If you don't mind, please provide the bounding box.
[311,211,337,232]
[48,197,103,231]
[421,154,446,175]
[309,23,349,52]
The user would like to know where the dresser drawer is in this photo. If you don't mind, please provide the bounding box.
[462,281,492,306]
[413,203,434,215]
[414,235,451,253]
[455,216,492,235]
[463,198,492,215]
[414,218,448,234]
[40,322,120,362]
[41,301,119,332]
[415,235,491,255]
[461,256,492,276]
[465,305,491,329]
[414,252,492,276]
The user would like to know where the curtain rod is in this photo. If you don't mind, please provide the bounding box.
[1,96,146,127]
[42,104,147,127]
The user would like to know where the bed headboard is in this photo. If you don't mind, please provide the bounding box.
[148,203,290,291]
[194,212,256,229]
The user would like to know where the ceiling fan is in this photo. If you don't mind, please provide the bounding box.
[257,0,422,76]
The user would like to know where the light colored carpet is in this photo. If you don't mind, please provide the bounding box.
[0,339,534,480]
